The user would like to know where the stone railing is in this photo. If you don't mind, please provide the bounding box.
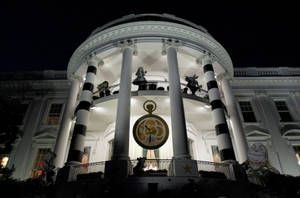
[68,159,236,181]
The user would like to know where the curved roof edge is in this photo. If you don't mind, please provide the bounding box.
[90,13,210,36]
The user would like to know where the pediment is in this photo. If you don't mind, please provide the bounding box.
[245,125,269,136]
[247,131,270,137]
[33,133,56,140]
[33,128,57,140]
[281,124,300,136]
[282,130,300,138]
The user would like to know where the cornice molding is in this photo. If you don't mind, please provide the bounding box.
[0,79,70,92]
[68,21,233,78]
[230,77,300,87]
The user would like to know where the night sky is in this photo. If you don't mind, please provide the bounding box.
[1,1,299,72]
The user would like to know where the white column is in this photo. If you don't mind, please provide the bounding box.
[112,47,133,160]
[54,78,80,168]
[167,46,190,159]
[221,76,248,163]
[11,97,45,179]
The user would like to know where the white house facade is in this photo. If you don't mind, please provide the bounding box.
[1,14,300,180]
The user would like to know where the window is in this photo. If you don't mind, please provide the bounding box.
[82,147,91,164]
[239,101,257,122]
[0,155,9,168]
[45,103,63,125]
[211,145,221,163]
[81,147,91,170]
[292,145,300,166]
[274,101,293,122]
[188,138,194,159]
[30,148,51,178]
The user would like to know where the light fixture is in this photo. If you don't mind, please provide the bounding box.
[92,106,106,113]
[204,104,211,109]
[196,106,205,111]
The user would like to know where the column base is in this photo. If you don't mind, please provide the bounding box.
[104,160,130,178]
[55,163,87,184]
[228,162,248,181]
[171,159,198,177]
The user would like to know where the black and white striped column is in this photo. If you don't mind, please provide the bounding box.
[202,57,236,162]
[66,57,98,164]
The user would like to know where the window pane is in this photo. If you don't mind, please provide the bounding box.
[49,104,63,114]
[31,148,51,178]
[275,101,293,122]
[279,112,293,122]
[211,145,221,163]
[81,147,91,170]
[45,103,63,125]
[0,155,9,168]
[292,146,300,166]
[239,101,257,122]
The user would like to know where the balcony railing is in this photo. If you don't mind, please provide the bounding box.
[69,159,235,182]
[129,159,172,176]
[197,160,234,180]
[93,81,209,101]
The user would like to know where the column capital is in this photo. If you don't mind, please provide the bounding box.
[86,54,103,68]
[162,39,183,53]
[217,72,231,82]
[196,53,213,66]
[291,91,300,96]
[116,39,137,55]
[69,74,83,84]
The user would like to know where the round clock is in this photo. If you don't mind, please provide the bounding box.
[133,100,169,149]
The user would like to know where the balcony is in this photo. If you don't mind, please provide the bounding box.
[92,81,209,105]
[68,159,236,182]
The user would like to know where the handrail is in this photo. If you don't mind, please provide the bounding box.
[68,159,235,181]
[93,80,208,95]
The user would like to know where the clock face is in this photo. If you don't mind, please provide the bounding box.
[133,114,169,149]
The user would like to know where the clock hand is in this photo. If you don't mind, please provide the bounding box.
[145,125,150,130]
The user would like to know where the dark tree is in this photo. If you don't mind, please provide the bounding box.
[0,96,26,155]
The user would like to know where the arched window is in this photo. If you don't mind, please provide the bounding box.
[292,146,300,166]
[282,128,300,166]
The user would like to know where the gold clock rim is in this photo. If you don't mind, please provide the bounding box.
[133,114,169,150]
